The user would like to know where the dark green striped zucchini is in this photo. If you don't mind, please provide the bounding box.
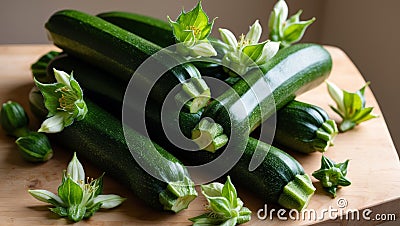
[45,9,210,113]
[28,89,197,213]
[272,101,338,153]
[45,54,315,211]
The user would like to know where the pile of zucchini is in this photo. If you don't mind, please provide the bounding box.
[29,5,336,217]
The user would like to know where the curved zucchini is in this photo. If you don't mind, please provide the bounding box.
[29,90,197,213]
[45,9,209,113]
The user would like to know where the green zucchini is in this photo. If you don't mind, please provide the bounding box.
[45,9,210,113]
[271,100,338,153]
[96,11,175,48]
[28,91,197,213]
[194,43,332,152]
[44,55,315,211]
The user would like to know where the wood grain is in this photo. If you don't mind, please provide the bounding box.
[0,45,399,225]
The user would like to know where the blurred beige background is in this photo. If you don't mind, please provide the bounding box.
[0,0,399,151]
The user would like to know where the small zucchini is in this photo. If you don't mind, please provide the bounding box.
[272,100,338,153]
[29,90,197,213]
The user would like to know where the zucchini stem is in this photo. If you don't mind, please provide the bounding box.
[191,118,228,152]
[313,119,338,152]
[278,174,316,211]
[175,78,211,113]
[159,176,198,213]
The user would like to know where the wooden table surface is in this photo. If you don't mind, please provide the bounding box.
[0,45,399,225]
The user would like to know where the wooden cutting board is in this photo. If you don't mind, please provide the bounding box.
[0,45,399,225]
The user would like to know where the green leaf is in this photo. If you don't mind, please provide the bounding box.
[321,155,335,169]
[93,173,104,197]
[338,177,351,186]
[242,42,267,63]
[343,90,363,118]
[207,196,231,217]
[237,207,252,224]
[58,177,83,206]
[201,182,223,197]
[222,176,237,207]
[91,194,126,209]
[282,18,315,44]
[190,213,225,225]
[50,206,68,217]
[220,217,238,226]
[84,202,102,219]
[34,78,64,117]
[335,159,350,176]
[286,10,302,25]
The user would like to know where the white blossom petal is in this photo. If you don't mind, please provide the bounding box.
[191,41,217,57]
[67,152,85,184]
[53,68,71,88]
[38,112,66,133]
[219,28,238,49]
[245,20,262,44]
[92,194,126,209]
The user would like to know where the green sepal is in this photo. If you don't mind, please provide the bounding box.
[327,81,378,132]
[50,206,68,217]
[58,177,83,206]
[0,101,30,137]
[84,202,102,219]
[312,155,351,198]
[68,204,86,222]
